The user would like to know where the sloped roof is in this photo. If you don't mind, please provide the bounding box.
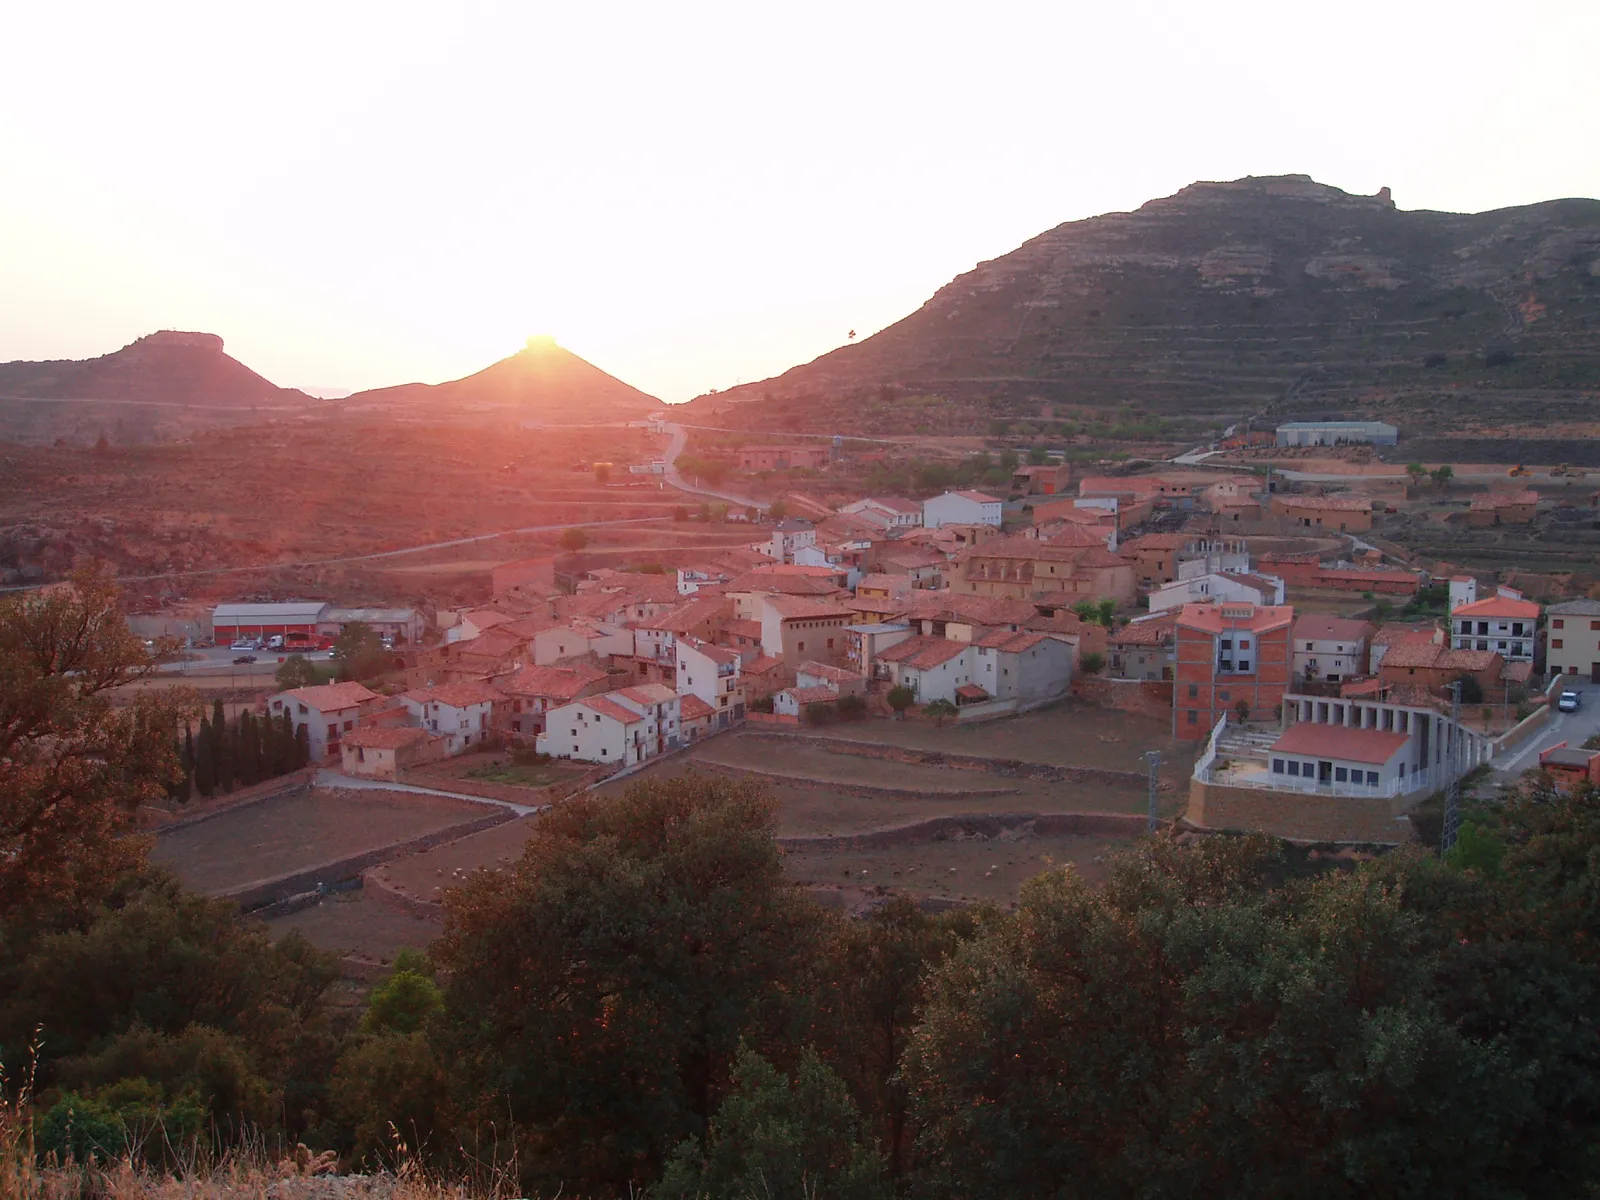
[876,635,971,670]
[1119,533,1189,552]
[855,573,915,593]
[955,684,991,701]
[579,696,644,725]
[1276,494,1373,512]
[1470,490,1539,510]
[786,685,840,705]
[1453,595,1540,619]
[678,694,716,720]
[727,572,845,597]
[1271,724,1408,765]
[498,662,608,701]
[410,681,505,708]
[1110,614,1178,646]
[342,726,434,750]
[617,683,679,706]
[1176,603,1295,635]
[276,681,380,712]
[974,630,1052,653]
[762,595,856,620]
[797,661,857,682]
[1550,599,1600,616]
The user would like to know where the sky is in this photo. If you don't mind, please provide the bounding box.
[2,1,1598,404]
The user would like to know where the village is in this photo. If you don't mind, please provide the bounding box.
[132,411,1600,902]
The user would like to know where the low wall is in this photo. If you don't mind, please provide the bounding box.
[146,770,317,830]
[225,808,516,911]
[398,762,600,805]
[779,810,1148,851]
[1185,778,1414,845]
[693,759,1019,802]
[1073,675,1173,720]
[747,711,800,727]
[736,730,1150,789]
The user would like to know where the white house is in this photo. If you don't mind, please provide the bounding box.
[400,681,504,754]
[970,630,1074,704]
[873,635,977,703]
[769,520,817,563]
[1448,575,1478,612]
[923,490,1004,529]
[841,497,923,531]
[1291,615,1375,684]
[610,684,683,757]
[1451,591,1539,663]
[538,693,650,766]
[268,681,384,763]
[1148,571,1285,615]
[675,638,746,731]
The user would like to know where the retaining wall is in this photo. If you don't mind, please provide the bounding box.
[735,731,1150,789]
[1073,676,1173,720]
[225,808,516,911]
[778,810,1148,852]
[147,770,317,831]
[692,759,1019,802]
[1185,778,1414,845]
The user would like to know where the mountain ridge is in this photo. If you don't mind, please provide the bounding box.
[685,175,1600,435]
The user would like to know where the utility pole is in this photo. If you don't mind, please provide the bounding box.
[1441,680,1463,856]
[1144,749,1162,833]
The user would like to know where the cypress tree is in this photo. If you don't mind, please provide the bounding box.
[295,721,310,769]
[194,716,216,797]
[242,710,261,784]
[211,699,231,792]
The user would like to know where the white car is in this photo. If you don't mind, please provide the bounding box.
[1559,690,1581,713]
[229,639,256,652]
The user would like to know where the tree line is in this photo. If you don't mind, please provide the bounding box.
[7,574,1600,1197]
[172,698,309,804]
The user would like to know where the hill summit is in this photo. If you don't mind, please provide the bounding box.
[345,337,663,421]
[0,330,310,409]
[686,174,1600,435]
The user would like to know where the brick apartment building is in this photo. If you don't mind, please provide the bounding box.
[1174,602,1294,739]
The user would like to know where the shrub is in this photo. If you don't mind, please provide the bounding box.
[1079,652,1105,676]
[886,686,916,716]
[835,693,868,721]
[923,699,958,726]
[804,702,837,726]
[751,695,775,714]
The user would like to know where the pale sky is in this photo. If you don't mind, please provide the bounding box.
[2,1,1597,403]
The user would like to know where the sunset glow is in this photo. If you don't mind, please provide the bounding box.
[2,0,1597,402]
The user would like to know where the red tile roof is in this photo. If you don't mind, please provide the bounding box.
[277,682,381,712]
[499,663,608,701]
[1110,614,1177,646]
[727,572,845,597]
[787,685,840,705]
[798,661,856,682]
[342,726,434,750]
[741,654,786,675]
[876,635,971,670]
[1175,603,1295,635]
[1271,724,1409,765]
[678,694,716,720]
[580,696,644,725]
[617,683,679,706]
[974,630,1051,653]
[1453,596,1540,619]
[1470,490,1538,510]
[726,619,764,641]
[762,595,856,620]
[955,683,991,701]
[410,681,506,708]
[1276,494,1373,512]
[952,490,1002,503]
[1119,533,1190,551]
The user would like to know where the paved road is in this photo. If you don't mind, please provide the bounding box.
[313,769,542,815]
[154,646,339,675]
[659,422,769,511]
[1491,680,1600,782]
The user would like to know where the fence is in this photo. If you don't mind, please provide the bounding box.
[1192,715,1228,780]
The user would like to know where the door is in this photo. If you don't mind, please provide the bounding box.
[1318,760,1333,785]
[1591,663,1600,685]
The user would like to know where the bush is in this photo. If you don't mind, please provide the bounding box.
[512,747,552,766]
[804,703,837,726]
[751,695,775,714]
[1079,652,1105,676]
[886,685,916,715]
[835,693,868,722]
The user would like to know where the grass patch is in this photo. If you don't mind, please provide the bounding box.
[464,763,570,788]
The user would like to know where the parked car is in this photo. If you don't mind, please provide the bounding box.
[229,639,260,651]
[232,654,257,665]
[1559,690,1581,713]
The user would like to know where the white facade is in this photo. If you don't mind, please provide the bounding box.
[403,696,495,754]
[534,622,632,665]
[1451,601,1538,663]
[972,636,1074,703]
[769,521,817,563]
[923,491,1004,529]
[1275,421,1398,447]
[1448,577,1478,612]
[1176,540,1252,581]
[841,498,923,530]
[675,640,745,729]
[538,698,643,766]
[885,648,978,704]
[1293,635,1371,684]
[1149,572,1283,615]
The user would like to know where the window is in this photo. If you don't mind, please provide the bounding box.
[1592,621,1600,632]
[1366,771,1379,786]
[1554,639,1565,649]
[1272,759,1284,774]
[1335,767,1348,783]
[1554,619,1565,629]
[797,641,805,652]
[1238,660,1251,672]
[1288,760,1301,776]
[1188,684,1199,699]
[827,638,835,649]
[326,724,337,740]
[1187,710,1197,725]
[1218,690,1230,701]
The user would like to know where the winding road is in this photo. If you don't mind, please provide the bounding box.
[658,421,768,511]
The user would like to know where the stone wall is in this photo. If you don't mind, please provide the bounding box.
[1186,779,1413,844]
[1073,675,1173,720]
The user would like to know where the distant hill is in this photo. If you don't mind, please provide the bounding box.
[684,176,1600,437]
[344,337,663,422]
[0,331,315,444]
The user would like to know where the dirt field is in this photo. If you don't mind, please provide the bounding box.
[785,832,1131,908]
[264,892,442,964]
[151,787,490,895]
[784,703,1191,774]
[374,815,544,902]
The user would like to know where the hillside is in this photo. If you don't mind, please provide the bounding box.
[685,176,1600,437]
[344,336,664,422]
[0,330,315,444]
